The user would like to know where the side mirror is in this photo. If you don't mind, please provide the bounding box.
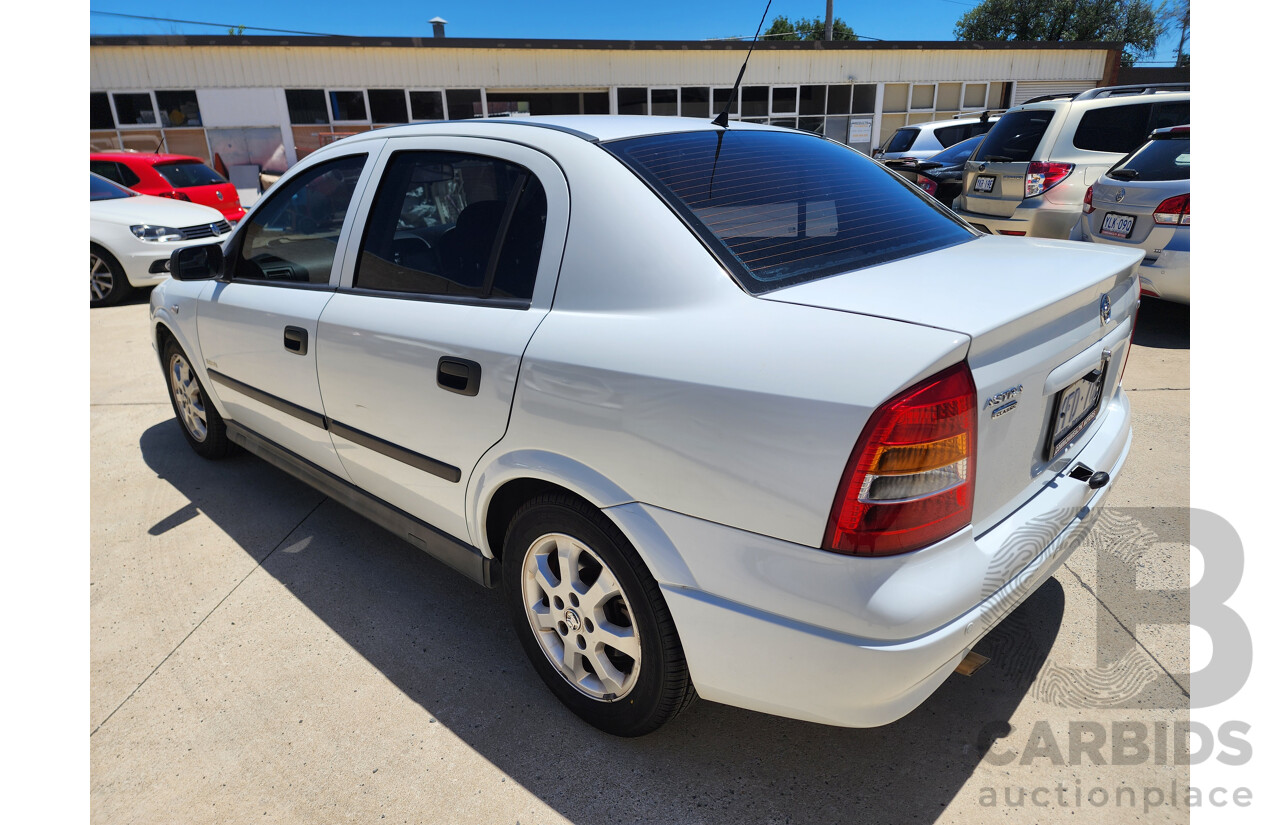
[170,244,225,281]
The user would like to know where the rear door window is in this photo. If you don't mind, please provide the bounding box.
[354,151,547,303]
[932,125,967,148]
[974,109,1053,162]
[155,161,227,188]
[606,129,975,294]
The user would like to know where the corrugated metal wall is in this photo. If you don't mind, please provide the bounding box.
[1012,80,1099,105]
[90,45,1110,91]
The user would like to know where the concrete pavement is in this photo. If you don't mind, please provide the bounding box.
[90,295,1191,824]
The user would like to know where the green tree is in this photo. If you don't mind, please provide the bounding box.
[764,14,857,41]
[953,0,1163,65]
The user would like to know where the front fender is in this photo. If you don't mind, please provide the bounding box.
[150,280,231,420]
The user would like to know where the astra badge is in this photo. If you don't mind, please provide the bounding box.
[1100,294,1112,325]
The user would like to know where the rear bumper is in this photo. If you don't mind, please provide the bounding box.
[953,202,1081,240]
[1078,227,1190,305]
[612,390,1132,728]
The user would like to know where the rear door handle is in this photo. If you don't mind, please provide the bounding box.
[437,357,481,396]
[283,326,308,356]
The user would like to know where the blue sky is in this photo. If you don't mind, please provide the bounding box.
[89,1,1187,65]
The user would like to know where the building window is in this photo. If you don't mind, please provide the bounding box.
[91,93,114,130]
[650,88,678,116]
[681,87,710,119]
[155,90,202,127]
[617,88,647,115]
[741,86,768,119]
[771,87,798,115]
[329,90,368,122]
[445,89,483,119]
[712,88,738,118]
[368,89,409,124]
[113,93,156,126]
[286,90,330,124]
[410,90,445,121]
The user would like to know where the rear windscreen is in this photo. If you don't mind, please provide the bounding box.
[884,128,918,153]
[1113,136,1190,181]
[155,161,226,187]
[974,109,1053,163]
[606,129,976,294]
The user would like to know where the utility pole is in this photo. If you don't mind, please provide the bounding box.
[825,0,833,41]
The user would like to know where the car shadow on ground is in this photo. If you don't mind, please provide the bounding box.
[1133,298,1189,350]
[139,420,1063,823]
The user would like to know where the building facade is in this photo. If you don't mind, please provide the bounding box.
[90,35,1120,178]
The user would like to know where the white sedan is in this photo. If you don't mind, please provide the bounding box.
[149,116,1142,736]
[90,172,232,307]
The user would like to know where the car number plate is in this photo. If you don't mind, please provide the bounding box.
[1045,357,1110,459]
[974,175,996,193]
[1100,212,1135,239]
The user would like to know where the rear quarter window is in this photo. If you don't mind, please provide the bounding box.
[605,129,976,294]
[974,110,1053,162]
[932,124,967,148]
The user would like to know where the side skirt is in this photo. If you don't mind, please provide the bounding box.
[226,421,496,588]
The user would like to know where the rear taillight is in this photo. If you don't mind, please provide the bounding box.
[824,363,977,556]
[159,190,192,202]
[1025,161,1074,199]
[1153,194,1190,225]
[1083,185,1095,214]
[917,178,938,196]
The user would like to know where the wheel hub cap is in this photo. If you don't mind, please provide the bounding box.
[169,354,209,442]
[520,533,641,701]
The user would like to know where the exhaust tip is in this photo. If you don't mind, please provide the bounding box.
[955,650,990,677]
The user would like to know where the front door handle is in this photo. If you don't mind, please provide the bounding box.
[437,357,481,396]
[283,326,308,356]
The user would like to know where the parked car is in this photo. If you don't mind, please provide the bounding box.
[882,134,985,209]
[151,116,1141,736]
[90,151,247,223]
[1078,125,1189,304]
[873,114,999,161]
[90,172,233,307]
[952,84,1189,239]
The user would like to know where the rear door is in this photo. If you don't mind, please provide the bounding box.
[196,150,375,478]
[314,136,569,544]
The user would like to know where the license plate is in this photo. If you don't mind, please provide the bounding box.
[1100,212,1135,239]
[1045,357,1110,459]
[974,175,996,193]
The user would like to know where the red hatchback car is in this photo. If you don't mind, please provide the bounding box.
[89,152,246,223]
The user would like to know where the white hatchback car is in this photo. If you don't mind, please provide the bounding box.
[150,116,1142,736]
[90,172,233,307]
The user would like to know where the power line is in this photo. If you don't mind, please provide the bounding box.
[89,10,342,37]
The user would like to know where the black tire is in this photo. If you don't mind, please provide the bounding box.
[502,493,695,736]
[162,338,234,459]
[90,244,132,308]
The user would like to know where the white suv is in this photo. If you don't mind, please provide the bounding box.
[952,84,1189,239]
[873,114,999,161]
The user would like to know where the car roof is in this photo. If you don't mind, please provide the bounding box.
[324,115,786,146]
[90,151,206,164]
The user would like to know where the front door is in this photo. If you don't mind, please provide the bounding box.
[197,150,375,478]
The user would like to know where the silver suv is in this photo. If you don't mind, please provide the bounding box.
[952,84,1189,239]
